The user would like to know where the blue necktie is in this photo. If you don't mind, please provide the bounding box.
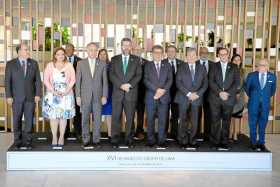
[260,73,265,89]
[21,60,26,76]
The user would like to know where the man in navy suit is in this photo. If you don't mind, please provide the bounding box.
[5,43,42,150]
[245,59,276,151]
[144,45,173,148]
[175,48,208,149]
[162,45,183,140]
[208,48,240,151]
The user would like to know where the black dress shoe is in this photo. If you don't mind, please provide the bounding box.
[218,144,230,151]
[188,143,199,150]
[259,144,269,152]
[146,143,155,148]
[93,143,101,148]
[126,142,135,148]
[250,144,258,151]
[112,143,119,149]
[83,142,93,149]
[180,144,187,149]
[14,143,22,150]
[157,143,168,149]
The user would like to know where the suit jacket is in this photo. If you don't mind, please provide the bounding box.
[174,62,208,106]
[5,58,42,102]
[109,54,142,102]
[208,61,240,106]
[144,60,173,105]
[138,57,149,103]
[75,58,108,112]
[245,71,276,112]
[196,59,215,99]
[162,58,183,99]
[71,55,82,72]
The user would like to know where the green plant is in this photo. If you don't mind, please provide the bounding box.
[32,22,70,51]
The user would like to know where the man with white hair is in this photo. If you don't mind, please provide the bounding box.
[245,59,276,151]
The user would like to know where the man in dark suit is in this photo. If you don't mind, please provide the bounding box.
[144,45,173,148]
[175,48,208,149]
[162,45,183,140]
[134,56,148,140]
[109,38,142,148]
[5,43,42,150]
[208,48,240,151]
[65,43,82,139]
[196,47,215,141]
[245,59,276,151]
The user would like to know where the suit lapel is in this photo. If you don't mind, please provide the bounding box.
[217,62,223,84]
[224,62,232,83]
[85,58,93,78]
[16,58,25,77]
[24,59,32,79]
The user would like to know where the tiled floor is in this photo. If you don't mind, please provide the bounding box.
[1,133,280,187]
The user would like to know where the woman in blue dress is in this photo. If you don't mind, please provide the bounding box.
[98,49,112,138]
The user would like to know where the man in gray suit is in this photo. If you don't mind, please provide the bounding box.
[75,42,108,148]
[175,48,208,149]
[5,43,42,150]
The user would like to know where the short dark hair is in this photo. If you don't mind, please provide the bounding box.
[218,47,229,54]
[16,43,28,54]
[152,45,164,52]
[166,45,177,52]
[121,38,132,46]
[65,43,75,49]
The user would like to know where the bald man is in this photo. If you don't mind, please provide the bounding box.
[245,59,276,151]
[196,47,215,141]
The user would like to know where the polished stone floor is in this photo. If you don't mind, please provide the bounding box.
[1,133,280,187]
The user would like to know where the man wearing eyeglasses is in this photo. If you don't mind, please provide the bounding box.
[245,59,276,152]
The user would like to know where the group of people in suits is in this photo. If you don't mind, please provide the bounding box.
[4,37,276,152]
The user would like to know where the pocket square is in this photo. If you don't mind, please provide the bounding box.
[268,80,273,83]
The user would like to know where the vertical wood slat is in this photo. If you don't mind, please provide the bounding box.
[197,0,202,54]
[267,0,272,62]
[153,0,156,45]
[261,0,267,58]
[114,0,117,55]
[99,0,102,46]
[223,0,226,47]
[183,0,187,57]
[59,0,62,46]
[163,0,167,53]
[242,0,247,64]
[70,0,73,44]
[102,0,108,49]
[144,0,147,58]
[10,0,13,58]
[237,0,241,56]
[192,0,195,44]
[230,0,235,58]
[273,0,280,133]
[91,0,93,42]
[18,0,21,41]
[75,0,78,54]
[175,0,179,48]
[29,0,33,57]
[51,0,54,57]
[252,0,258,71]
[204,0,208,45]
[214,0,218,54]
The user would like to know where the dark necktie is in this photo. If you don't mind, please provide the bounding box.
[156,63,160,78]
[21,60,26,76]
[190,64,195,82]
